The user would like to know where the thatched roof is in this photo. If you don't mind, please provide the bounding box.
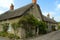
[0,3,57,23]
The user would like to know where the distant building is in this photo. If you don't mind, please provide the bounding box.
[0,0,57,38]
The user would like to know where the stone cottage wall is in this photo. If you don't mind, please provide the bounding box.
[0,17,26,38]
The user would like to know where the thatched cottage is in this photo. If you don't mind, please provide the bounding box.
[0,0,57,38]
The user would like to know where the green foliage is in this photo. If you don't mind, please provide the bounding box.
[12,23,20,30]
[25,30,33,38]
[2,23,9,32]
[18,14,48,37]
[11,22,20,39]
[11,14,48,38]
[0,31,20,39]
[58,26,60,29]
[18,14,39,37]
[0,31,8,37]
[38,21,48,34]
[58,22,60,29]
[52,25,56,31]
[8,34,20,39]
[18,14,39,29]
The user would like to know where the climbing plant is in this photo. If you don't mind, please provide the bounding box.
[11,14,48,38]
[38,21,48,34]
[18,14,39,38]
[12,22,20,40]
[12,23,20,30]
[2,23,9,32]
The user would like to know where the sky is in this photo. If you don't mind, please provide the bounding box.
[0,0,60,22]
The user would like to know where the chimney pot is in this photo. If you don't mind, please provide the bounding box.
[47,13,50,18]
[10,3,14,10]
[32,0,37,4]
[52,17,54,20]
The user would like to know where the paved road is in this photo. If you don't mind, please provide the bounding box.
[0,30,60,40]
[27,30,60,40]
[0,37,10,40]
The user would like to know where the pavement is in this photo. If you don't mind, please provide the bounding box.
[0,37,10,40]
[26,30,60,40]
[0,30,60,40]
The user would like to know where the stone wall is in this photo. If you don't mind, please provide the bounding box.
[0,16,26,38]
[28,4,42,21]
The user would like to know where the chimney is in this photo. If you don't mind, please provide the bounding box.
[52,17,54,20]
[10,3,14,10]
[47,13,50,18]
[32,0,37,4]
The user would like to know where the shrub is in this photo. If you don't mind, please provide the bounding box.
[0,31,20,39]
[2,23,9,32]
[58,26,60,29]
[0,31,8,37]
[8,34,20,39]
[25,30,33,38]
[38,21,48,34]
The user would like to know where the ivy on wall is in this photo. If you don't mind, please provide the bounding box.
[2,23,9,32]
[1,14,48,38]
[38,21,48,34]
[18,14,39,37]
[10,13,47,38]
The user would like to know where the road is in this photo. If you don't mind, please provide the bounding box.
[0,30,60,40]
[27,30,60,40]
[0,37,10,40]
